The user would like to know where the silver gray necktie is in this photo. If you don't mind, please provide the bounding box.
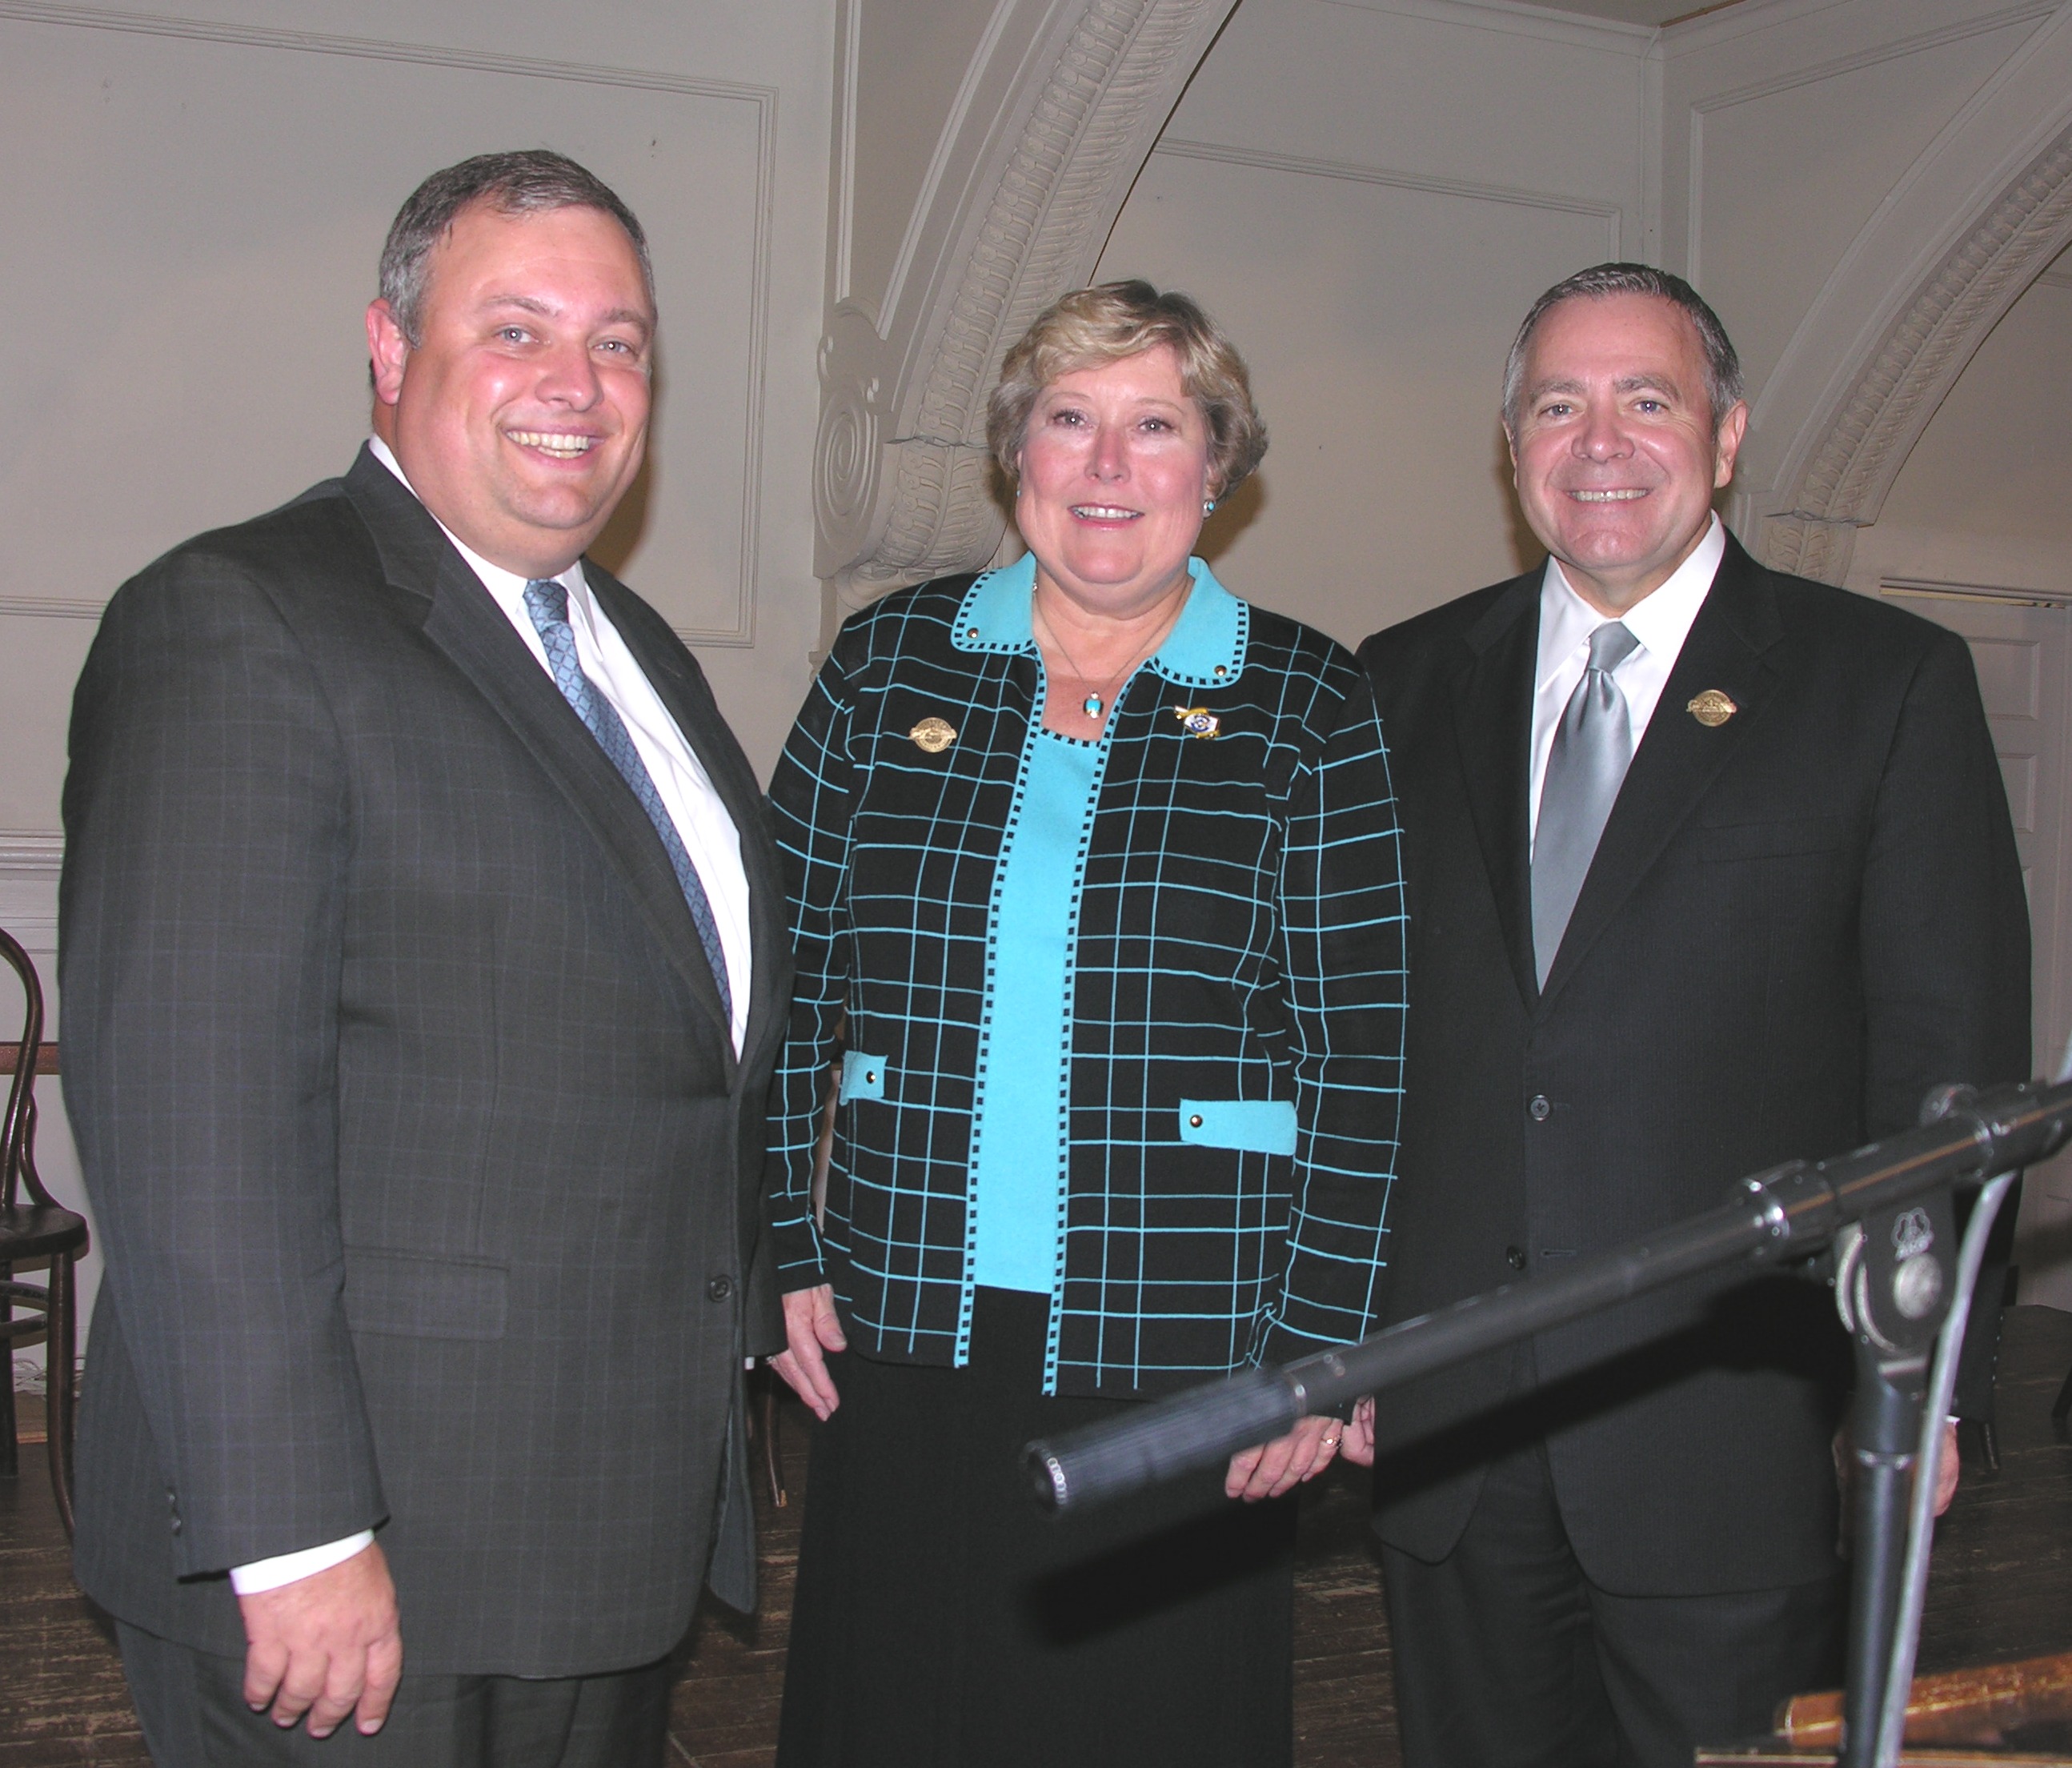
[1532,620,1641,988]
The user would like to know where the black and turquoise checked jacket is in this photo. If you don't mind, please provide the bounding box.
[764,559,1407,1396]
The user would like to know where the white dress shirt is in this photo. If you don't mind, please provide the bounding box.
[230,441,752,1598]
[1528,513,1726,854]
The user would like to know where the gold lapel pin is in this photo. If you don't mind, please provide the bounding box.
[1171,706,1220,740]
[1686,689,1738,728]
[910,716,957,754]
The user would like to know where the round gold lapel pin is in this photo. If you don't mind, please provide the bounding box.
[1686,689,1738,728]
[910,716,957,754]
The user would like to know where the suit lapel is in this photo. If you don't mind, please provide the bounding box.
[1450,575,1542,1012]
[591,570,792,1082]
[1537,537,1785,1005]
[342,449,733,1058]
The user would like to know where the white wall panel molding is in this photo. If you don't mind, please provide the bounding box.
[1681,2,2054,290]
[1745,5,2072,583]
[0,598,104,620]
[1318,0,1652,55]
[1,2,779,647]
[0,832,63,949]
[0,2,778,102]
[815,0,1240,618]
[1153,137,1625,255]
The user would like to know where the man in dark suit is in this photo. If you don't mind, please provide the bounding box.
[1354,264,2030,1766]
[60,150,790,1766]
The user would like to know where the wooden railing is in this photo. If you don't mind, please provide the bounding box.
[0,1041,59,1076]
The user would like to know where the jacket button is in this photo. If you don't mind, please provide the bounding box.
[1188,1113,1204,1128]
[1505,1245,1528,1272]
[707,1275,735,1302]
[1529,1094,1552,1121]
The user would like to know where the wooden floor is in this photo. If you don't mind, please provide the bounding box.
[4,1308,2070,1766]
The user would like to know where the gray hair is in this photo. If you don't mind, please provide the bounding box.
[1501,263,1743,434]
[985,280,1268,499]
[378,150,654,347]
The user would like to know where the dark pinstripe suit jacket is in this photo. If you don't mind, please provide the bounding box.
[1357,535,2030,1595]
[765,564,1407,1396]
[60,447,791,1676]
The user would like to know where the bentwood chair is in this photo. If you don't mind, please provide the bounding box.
[1,924,87,1537]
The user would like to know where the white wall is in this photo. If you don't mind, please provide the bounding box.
[1095,0,1651,647]
[0,0,839,1369]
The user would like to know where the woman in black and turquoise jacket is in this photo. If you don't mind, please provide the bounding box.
[765,281,1407,1768]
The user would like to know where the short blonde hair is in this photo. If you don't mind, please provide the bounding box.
[985,281,1267,498]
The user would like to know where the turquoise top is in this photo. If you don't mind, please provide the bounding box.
[968,730,1101,1291]
[964,553,1240,1295]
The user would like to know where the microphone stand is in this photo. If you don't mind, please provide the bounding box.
[1026,1078,2072,1763]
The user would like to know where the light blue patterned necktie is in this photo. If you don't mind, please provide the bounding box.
[1532,619,1641,988]
[523,578,732,1027]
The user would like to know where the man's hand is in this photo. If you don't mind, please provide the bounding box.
[771,1283,846,1421]
[238,1540,402,1738]
[1338,1397,1377,1468]
[1226,1412,1345,1501]
[1934,1420,1961,1517]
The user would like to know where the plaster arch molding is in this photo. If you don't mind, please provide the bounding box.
[1751,6,2072,585]
[816,0,1240,618]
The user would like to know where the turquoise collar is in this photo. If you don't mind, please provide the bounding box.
[952,554,1247,688]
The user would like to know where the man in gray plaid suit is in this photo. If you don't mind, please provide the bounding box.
[59,151,789,1766]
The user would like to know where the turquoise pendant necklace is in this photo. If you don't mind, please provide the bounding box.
[1039,609,1136,724]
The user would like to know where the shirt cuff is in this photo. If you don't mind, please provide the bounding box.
[229,1530,376,1595]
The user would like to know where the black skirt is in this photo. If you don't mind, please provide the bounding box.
[775,1289,1297,1768]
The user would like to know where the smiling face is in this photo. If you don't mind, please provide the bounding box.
[367,201,654,579]
[1013,344,1214,621]
[1507,291,1747,615]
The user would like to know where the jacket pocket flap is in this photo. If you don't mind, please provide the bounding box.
[840,1049,888,1103]
[343,1249,508,1341]
[1179,1098,1297,1157]
[1701,816,1848,861]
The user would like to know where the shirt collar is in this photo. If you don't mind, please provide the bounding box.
[952,552,1248,688]
[1537,511,1724,689]
[367,435,587,607]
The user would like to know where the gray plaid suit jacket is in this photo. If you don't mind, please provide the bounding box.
[60,446,791,1676]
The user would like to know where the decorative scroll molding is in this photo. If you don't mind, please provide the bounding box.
[1154,137,1624,255]
[2,2,777,647]
[1763,125,2072,583]
[816,0,1240,617]
[1740,3,2072,585]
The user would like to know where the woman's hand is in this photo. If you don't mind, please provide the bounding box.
[771,1284,846,1421]
[1225,1412,1347,1501]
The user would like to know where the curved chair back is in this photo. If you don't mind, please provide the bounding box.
[2,925,47,1209]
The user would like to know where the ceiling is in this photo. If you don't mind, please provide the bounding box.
[1533,0,1749,26]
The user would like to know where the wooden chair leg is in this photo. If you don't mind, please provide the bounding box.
[1,1260,16,1483]
[47,1254,76,1539]
[2053,1363,2072,1437]
[759,1370,786,1509]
